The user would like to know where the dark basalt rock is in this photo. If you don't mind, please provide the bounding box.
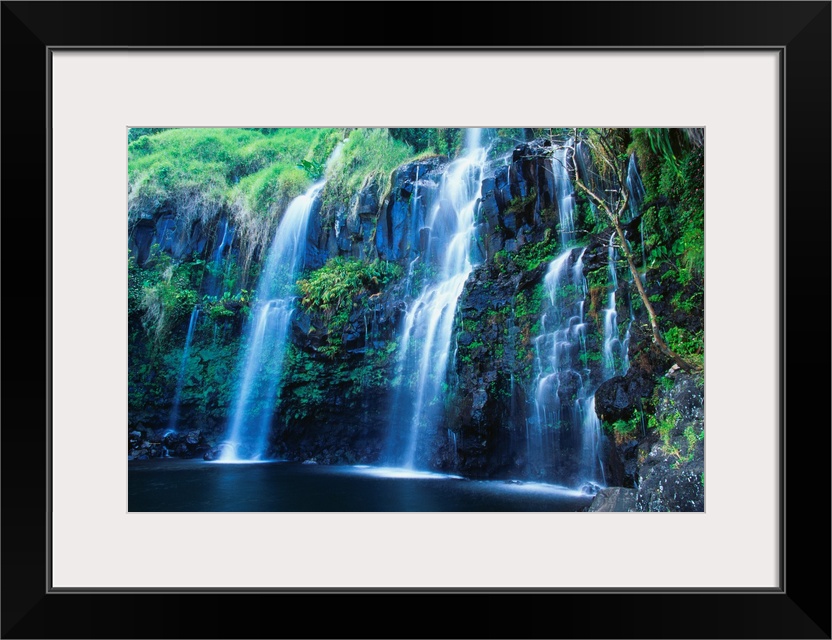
[588,487,638,512]
[636,441,704,512]
[304,195,327,269]
[374,157,446,263]
[594,375,639,422]
[129,219,156,265]
[595,326,674,423]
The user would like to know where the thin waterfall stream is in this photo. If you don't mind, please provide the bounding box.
[220,183,324,461]
[166,305,201,433]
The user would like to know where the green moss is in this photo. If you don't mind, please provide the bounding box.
[648,410,681,446]
[504,189,537,216]
[136,246,204,341]
[296,257,402,358]
[511,231,558,271]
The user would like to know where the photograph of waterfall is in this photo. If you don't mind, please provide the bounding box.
[128,127,704,512]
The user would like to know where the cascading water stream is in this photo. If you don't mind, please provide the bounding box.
[527,141,643,490]
[208,217,235,296]
[403,166,423,297]
[387,128,485,469]
[626,153,647,269]
[167,305,200,432]
[220,182,323,461]
[530,248,603,486]
[602,234,621,378]
[550,142,576,246]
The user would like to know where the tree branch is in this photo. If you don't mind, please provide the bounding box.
[571,129,700,373]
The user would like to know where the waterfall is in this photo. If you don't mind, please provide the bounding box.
[220,182,323,461]
[602,232,635,378]
[602,234,621,378]
[550,143,576,246]
[208,217,234,296]
[626,153,646,221]
[387,128,485,469]
[626,153,647,267]
[403,166,422,297]
[527,141,640,489]
[529,232,637,488]
[167,305,200,432]
[530,248,603,486]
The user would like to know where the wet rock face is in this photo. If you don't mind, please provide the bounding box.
[444,259,536,479]
[594,324,674,423]
[373,157,446,263]
[129,219,156,264]
[303,196,328,269]
[127,426,212,460]
[128,208,221,267]
[271,400,390,466]
[588,373,705,512]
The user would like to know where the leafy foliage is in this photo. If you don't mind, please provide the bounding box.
[388,128,462,156]
[297,257,402,358]
[136,246,202,340]
[606,409,642,441]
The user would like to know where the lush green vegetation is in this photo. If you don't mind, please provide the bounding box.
[297,257,402,358]
[606,409,642,441]
[627,129,705,364]
[320,128,419,214]
[130,247,203,340]
[128,128,340,264]
[629,128,704,278]
[388,128,462,156]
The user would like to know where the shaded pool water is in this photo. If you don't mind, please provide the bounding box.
[128,459,594,512]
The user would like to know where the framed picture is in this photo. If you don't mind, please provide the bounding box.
[3,1,829,638]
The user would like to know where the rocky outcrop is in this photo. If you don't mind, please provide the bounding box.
[129,208,227,267]
[128,427,211,460]
[636,441,704,511]
[634,372,705,511]
[588,372,705,511]
[447,260,530,477]
[373,157,446,263]
[588,487,638,512]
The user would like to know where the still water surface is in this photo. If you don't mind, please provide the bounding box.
[128,459,594,512]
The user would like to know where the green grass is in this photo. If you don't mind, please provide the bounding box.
[321,128,416,213]
[128,127,342,271]
[128,127,337,220]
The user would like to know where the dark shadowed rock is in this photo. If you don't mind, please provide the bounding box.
[588,487,638,512]
[636,443,704,512]
[375,158,445,263]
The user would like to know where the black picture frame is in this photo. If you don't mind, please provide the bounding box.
[2,2,829,638]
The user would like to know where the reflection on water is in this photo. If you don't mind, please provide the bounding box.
[128,459,594,512]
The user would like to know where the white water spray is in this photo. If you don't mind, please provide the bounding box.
[388,129,486,469]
